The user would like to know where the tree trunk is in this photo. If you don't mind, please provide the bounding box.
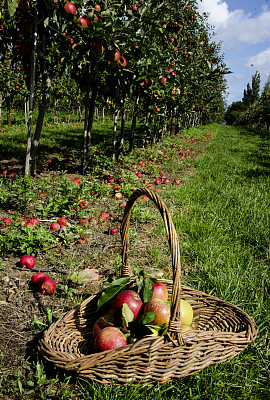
[0,92,2,127]
[102,106,105,123]
[112,107,119,162]
[66,100,71,123]
[82,65,98,174]
[26,27,51,175]
[54,98,59,124]
[6,81,12,125]
[25,7,38,176]
[24,97,29,125]
[116,89,127,160]
[129,93,139,153]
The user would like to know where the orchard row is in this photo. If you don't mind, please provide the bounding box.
[0,0,228,174]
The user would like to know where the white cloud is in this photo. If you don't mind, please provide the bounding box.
[197,1,270,48]
[246,47,270,81]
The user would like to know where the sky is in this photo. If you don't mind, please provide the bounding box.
[196,0,270,105]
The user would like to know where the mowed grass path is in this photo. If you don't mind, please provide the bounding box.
[166,124,269,399]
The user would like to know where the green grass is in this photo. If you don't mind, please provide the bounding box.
[0,123,269,399]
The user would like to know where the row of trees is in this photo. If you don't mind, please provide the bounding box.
[225,71,270,131]
[0,0,229,175]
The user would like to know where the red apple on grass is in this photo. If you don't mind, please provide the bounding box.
[58,217,68,226]
[144,298,170,325]
[50,222,60,231]
[1,218,12,227]
[110,228,119,235]
[29,218,39,226]
[89,217,98,226]
[40,277,56,295]
[30,272,47,288]
[115,192,122,200]
[20,255,35,269]
[113,290,143,321]
[94,326,127,352]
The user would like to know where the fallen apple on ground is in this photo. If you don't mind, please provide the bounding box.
[20,255,35,269]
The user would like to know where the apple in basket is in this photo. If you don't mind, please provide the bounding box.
[152,282,168,302]
[93,315,115,338]
[112,290,143,321]
[143,298,170,325]
[94,326,127,351]
[180,299,193,325]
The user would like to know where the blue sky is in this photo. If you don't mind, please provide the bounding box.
[197,0,270,105]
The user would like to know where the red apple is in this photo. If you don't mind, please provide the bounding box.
[180,299,193,325]
[160,76,167,85]
[164,178,170,184]
[77,17,87,28]
[93,315,115,338]
[89,217,98,226]
[94,326,127,352]
[115,192,122,200]
[58,217,68,226]
[120,202,126,208]
[78,236,89,244]
[99,212,110,225]
[143,180,150,185]
[30,272,47,288]
[113,290,143,321]
[39,193,46,198]
[1,218,12,227]
[50,222,60,231]
[20,254,35,269]
[137,173,142,179]
[152,282,168,302]
[174,179,180,184]
[132,5,138,11]
[144,298,170,325]
[29,218,39,226]
[120,56,127,67]
[40,277,56,294]
[110,228,119,235]
[79,200,88,209]
[94,4,101,12]
[80,219,89,226]
[108,49,120,62]
[64,2,76,15]
[91,41,104,58]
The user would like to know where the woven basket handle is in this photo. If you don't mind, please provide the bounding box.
[120,188,183,344]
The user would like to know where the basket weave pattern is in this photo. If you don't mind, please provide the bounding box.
[38,188,258,385]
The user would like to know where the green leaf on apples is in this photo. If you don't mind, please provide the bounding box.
[143,276,154,303]
[139,312,156,325]
[127,321,155,339]
[96,276,130,311]
[122,303,134,328]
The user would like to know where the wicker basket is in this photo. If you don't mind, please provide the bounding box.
[38,188,258,385]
